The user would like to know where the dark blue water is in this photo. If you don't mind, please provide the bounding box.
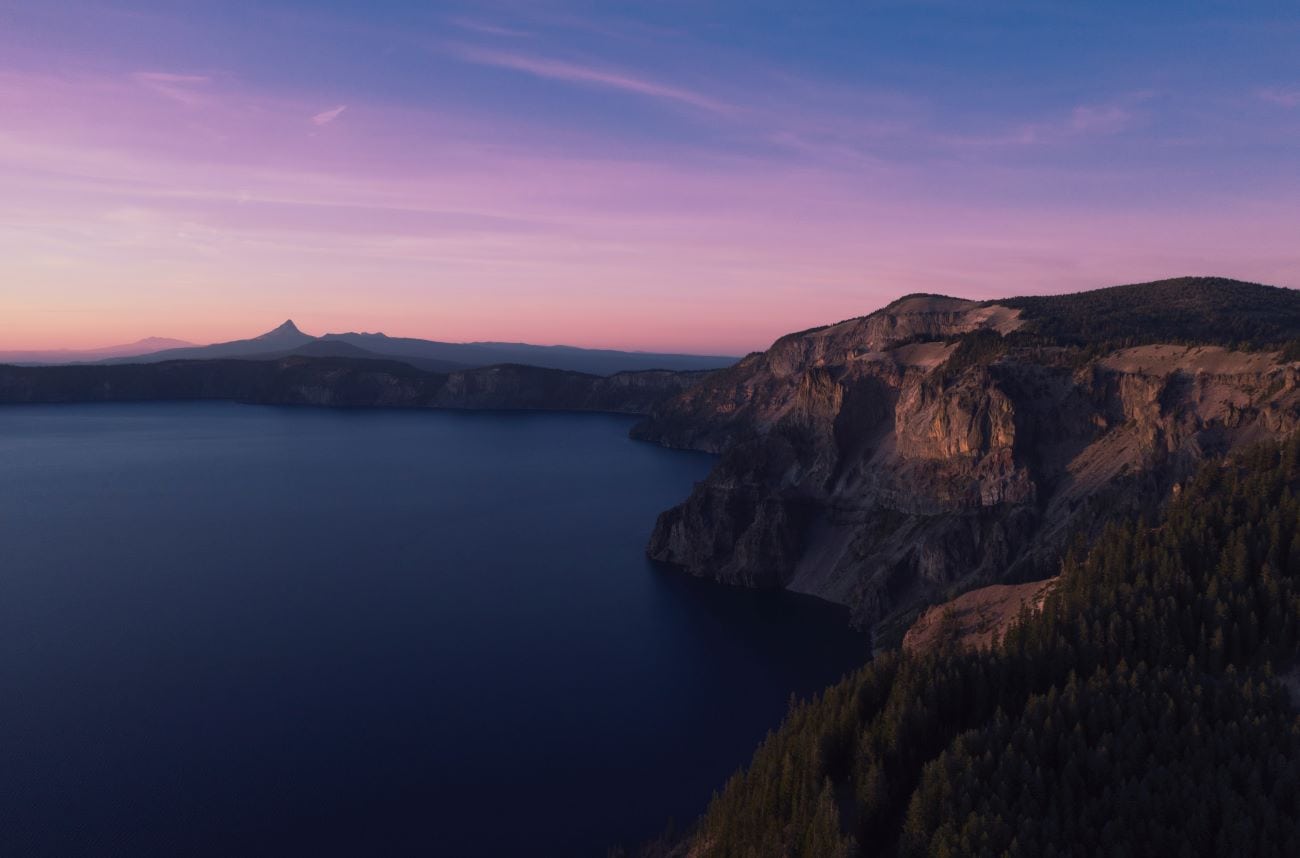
[0,403,865,856]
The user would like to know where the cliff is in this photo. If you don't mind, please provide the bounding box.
[0,356,705,415]
[635,277,1300,634]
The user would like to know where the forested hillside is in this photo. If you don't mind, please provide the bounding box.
[676,435,1300,857]
[999,276,1300,350]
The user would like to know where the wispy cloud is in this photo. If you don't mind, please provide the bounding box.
[1259,87,1300,108]
[131,71,210,106]
[942,98,1143,151]
[1068,104,1132,134]
[446,44,733,114]
[312,105,347,126]
[4,30,1298,353]
[448,16,532,39]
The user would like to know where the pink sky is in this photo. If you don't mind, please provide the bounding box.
[3,4,1299,353]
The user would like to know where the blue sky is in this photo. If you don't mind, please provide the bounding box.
[1,1,1297,351]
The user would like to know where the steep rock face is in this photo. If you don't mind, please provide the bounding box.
[636,292,1300,635]
[433,365,704,412]
[633,297,1019,453]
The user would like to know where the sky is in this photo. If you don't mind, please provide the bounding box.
[1,1,1298,354]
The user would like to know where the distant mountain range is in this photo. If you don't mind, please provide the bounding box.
[2,321,738,376]
[0,337,196,364]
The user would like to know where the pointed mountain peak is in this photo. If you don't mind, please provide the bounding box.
[253,319,313,343]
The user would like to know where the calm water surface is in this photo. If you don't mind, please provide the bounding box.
[0,403,865,856]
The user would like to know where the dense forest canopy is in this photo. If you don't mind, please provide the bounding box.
[997,277,1300,351]
[662,434,1300,857]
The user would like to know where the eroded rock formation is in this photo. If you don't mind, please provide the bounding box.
[636,282,1300,636]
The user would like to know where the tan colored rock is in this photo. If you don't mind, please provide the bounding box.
[636,290,1300,634]
[902,577,1059,655]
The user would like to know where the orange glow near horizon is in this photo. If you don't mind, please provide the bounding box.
[3,5,1298,354]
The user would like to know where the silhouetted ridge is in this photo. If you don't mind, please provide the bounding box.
[257,319,302,337]
[249,319,313,346]
[91,321,738,375]
[0,356,705,414]
[999,276,1300,349]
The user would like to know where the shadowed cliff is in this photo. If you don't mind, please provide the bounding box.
[0,356,707,415]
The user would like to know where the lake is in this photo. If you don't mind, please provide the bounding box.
[0,403,866,856]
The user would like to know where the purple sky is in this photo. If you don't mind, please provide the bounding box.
[2,1,1298,353]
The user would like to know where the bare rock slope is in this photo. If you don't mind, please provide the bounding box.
[901,577,1059,655]
[634,277,1300,636]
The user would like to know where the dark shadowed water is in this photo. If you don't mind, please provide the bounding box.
[0,403,866,856]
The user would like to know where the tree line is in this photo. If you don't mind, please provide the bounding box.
[684,434,1300,857]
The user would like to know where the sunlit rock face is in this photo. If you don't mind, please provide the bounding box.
[636,286,1300,635]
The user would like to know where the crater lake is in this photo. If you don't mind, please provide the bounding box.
[0,402,865,856]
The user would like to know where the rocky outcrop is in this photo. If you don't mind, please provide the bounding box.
[636,289,1300,635]
[902,577,1059,655]
[0,356,705,415]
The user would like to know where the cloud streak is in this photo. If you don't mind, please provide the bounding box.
[1068,104,1132,134]
[448,17,532,39]
[1259,87,1300,108]
[447,44,733,114]
[131,71,210,106]
[311,104,347,126]
[3,3,1299,355]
